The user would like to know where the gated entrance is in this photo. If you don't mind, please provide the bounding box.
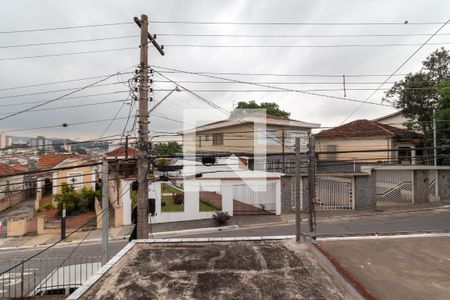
[315,176,354,210]
[376,170,413,205]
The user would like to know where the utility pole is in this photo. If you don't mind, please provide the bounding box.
[433,107,437,167]
[134,15,164,239]
[295,137,301,242]
[101,159,109,265]
[60,203,66,240]
[125,135,129,160]
[282,129,285,173]
[308,134,316,237]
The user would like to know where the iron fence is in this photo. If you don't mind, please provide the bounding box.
[0,256,101,298]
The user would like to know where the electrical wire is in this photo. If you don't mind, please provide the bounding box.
[152,66,390,107]
[340,18,450,124]
[0,47,137,62]
[149,20,446,26]
[0,73,122,121]
[0,21,133,35]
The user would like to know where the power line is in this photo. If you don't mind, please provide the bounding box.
[156,32,450,38]
[4,33,450,49]
[153,80,403,85]
[0,91,129,109]
[1,115,132,134]
[0,73,120,121]
[0,47,137,62]
[0,21,133,34]
[0,99,130,116]
[340,18,450,124]
[0,82,126,101]
[0,72,133,92]
[0,161,101,179]
[152,66,390,107]
[0,35,139,49]
[149,20,446,26]
[161,42,450,48]
[153,87,444,93]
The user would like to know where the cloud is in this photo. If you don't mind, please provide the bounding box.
[0,0,449,141]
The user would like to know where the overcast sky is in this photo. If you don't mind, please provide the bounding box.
[0,0,449,142]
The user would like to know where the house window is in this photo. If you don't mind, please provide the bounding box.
[68,172,83,190]
[213,133,224,146]
[204,134,209,142]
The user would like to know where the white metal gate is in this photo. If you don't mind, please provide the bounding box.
[376,170,413,205]
[315,176,353,210]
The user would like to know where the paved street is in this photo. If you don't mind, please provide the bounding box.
[0,208,449,296]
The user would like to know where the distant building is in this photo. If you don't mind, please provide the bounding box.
[29,136,52,151]
[0,135,12,149]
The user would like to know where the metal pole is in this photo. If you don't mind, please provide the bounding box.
[282,129,285,173]
[61,203,66,240]
[101,159,109,265]
[308,134,316,236]
[137,14,150,239]
[433,107,437,167]
[295,137,301,242]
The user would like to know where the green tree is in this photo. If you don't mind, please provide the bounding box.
[383,48,450,134]
[435,76,450,164]
[152,142,182,155]
[53,183,100,216]
[231,101,290,118]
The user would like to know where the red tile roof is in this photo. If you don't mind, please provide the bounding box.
[0,163,20,176]
[105,147,138,158]
[38,153,81,169]
[10,165,28,173]
[315,119,410,139]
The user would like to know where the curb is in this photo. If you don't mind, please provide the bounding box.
[310,242,375,300]
[0,225,240,251]
[282,205,450,223]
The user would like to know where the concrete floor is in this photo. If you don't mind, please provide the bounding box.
[78,240,349,300]
[319,236,450,300]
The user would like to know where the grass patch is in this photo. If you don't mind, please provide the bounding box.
[161,183,182,194]
[200,201,219,212]
[162,195,184,212]
[160,194,219,212]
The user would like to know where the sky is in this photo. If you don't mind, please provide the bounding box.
[0,0,449,143]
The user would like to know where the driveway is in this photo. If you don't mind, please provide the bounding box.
[0,198,35,221]
[318,235,450,300]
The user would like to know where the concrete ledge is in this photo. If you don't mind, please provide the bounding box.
[67,236,295,299]
[310,241,372,300]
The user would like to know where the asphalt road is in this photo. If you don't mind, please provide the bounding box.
[0,208,449,296]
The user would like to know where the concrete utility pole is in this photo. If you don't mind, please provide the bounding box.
[308,134,316,237]
[433,107,437,167]
[101,159,109,265]
[134,15,164,239]
[282,129,285,173]
[295,137,301,242]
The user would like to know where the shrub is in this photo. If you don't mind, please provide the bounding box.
[172,193,184,205]
[79,187,100,213]
[53,183,99,216]
[42,203,54,211]
[213,212,230,226]
[161,201,166,207]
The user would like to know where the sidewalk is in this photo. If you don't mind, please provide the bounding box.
[282,200,450,223]
[1,201,449,250]
[317,234,450,299]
